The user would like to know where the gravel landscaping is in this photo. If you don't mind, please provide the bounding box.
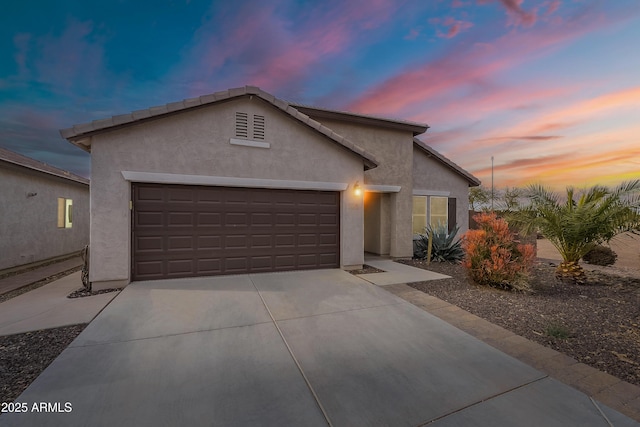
[0,324,87,403]
[401,259,640,387]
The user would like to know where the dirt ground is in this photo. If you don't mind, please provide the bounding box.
[537,232,639,269]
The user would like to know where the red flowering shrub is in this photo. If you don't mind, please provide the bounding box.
[462,212,536,291]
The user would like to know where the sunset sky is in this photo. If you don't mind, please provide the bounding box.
[2,0,639,189]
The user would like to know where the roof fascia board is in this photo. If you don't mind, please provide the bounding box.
[292,104,429,136]
[413,138,481,187]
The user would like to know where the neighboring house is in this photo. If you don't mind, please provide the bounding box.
[0,147,89,271]
[60,86,479,290]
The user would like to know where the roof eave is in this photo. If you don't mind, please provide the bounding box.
[291,104,429,136]
[413,138,481,187]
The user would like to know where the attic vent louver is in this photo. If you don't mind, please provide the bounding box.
[253,115,265,140]
[235,112,248,138]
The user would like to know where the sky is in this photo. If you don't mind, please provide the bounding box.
[1,0,639,190]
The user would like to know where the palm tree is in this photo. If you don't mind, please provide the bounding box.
[507,180,640,284]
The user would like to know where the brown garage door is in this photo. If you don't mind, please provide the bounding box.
[132,183,340,280]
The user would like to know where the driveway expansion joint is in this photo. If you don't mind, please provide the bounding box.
[248,275,334,427]
[273,300,405,322]
[69,320,275,348]
[416,375,550,426]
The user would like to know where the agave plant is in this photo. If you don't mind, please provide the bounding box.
[507,180,640,284]
[414,224,464,262]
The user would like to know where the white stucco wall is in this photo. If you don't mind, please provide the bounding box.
[0,164,89,270]
[88,96,366,286]
[412,147,471,235]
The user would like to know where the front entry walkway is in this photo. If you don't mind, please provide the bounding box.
[357,256,449,285]
[4,269,637,426]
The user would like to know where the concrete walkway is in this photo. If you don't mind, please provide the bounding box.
[0,272,119,336]
[4,268,637,426]
[0,257,82,295]
[357,258,450,285]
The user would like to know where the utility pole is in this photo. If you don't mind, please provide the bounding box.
[491,156,494,211]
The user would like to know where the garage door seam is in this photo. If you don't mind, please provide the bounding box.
[248,275,333,427]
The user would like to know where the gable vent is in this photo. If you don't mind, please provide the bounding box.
[253,115,265,140]
[235,112,248,138]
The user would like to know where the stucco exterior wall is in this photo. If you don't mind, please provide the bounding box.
[412,147,471,235]
[89,96,365,286]
[302,118,415,258]
[0,164,89,270]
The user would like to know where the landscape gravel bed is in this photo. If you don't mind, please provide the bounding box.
[0,324,87,404]
[401,259,640,386]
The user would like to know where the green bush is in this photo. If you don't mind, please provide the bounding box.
[414,224,465,262]
[582,245,617,266]
[462,212,536,291]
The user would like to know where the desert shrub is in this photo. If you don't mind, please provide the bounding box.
[582,245,617,266]
[545,322,571,340]
[462,212,536,291]
[414,225,464,262]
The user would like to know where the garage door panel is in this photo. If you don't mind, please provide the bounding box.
[168,187,195,202]
[225,235,249,249]
[319,213,338,225]
[136,212,164,227]
[168,212,194,226]
[135,236,163,251]
[298,254,319,268]
[167,236,194,250]
[319,253,339,267]
[135,260,164,277]
[198,235,222,249]
[137,187,165,202]
[167,259,195,275]
[225,257,248,272]
[132,183,340,280]
[197,213,222,227]
[198,258,221,274]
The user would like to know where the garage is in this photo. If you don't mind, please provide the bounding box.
[132,183,340,280]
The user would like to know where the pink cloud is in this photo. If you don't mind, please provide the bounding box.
[544,0,561,16]
[473,85,640,151]
[348,11,608,117]
[478,0,537,27]
[438,17,474,38]
[405,28,421,40]
[182,0,400,95]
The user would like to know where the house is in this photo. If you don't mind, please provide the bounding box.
[0,147,89,271]
[60,86,479,290]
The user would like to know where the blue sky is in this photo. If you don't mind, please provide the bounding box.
[2,0,639,188]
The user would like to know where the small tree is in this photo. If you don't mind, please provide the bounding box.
[500,187,524,212]
[469,186,491,211]
[507,181,640,284]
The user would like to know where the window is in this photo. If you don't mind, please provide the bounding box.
[412,196,450,234]
[430,196,448,228]
[57,198,73,228]
[412,196,427,234]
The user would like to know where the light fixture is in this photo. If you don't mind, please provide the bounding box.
[354,181,362,196]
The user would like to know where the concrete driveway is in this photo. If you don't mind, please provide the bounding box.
[4,269,637,426]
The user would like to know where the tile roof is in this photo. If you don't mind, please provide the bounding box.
[60,86,379,170]
[413,138,481,187]
[0,147,89,185]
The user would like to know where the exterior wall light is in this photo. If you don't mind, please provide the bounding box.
[354,182,362,196]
